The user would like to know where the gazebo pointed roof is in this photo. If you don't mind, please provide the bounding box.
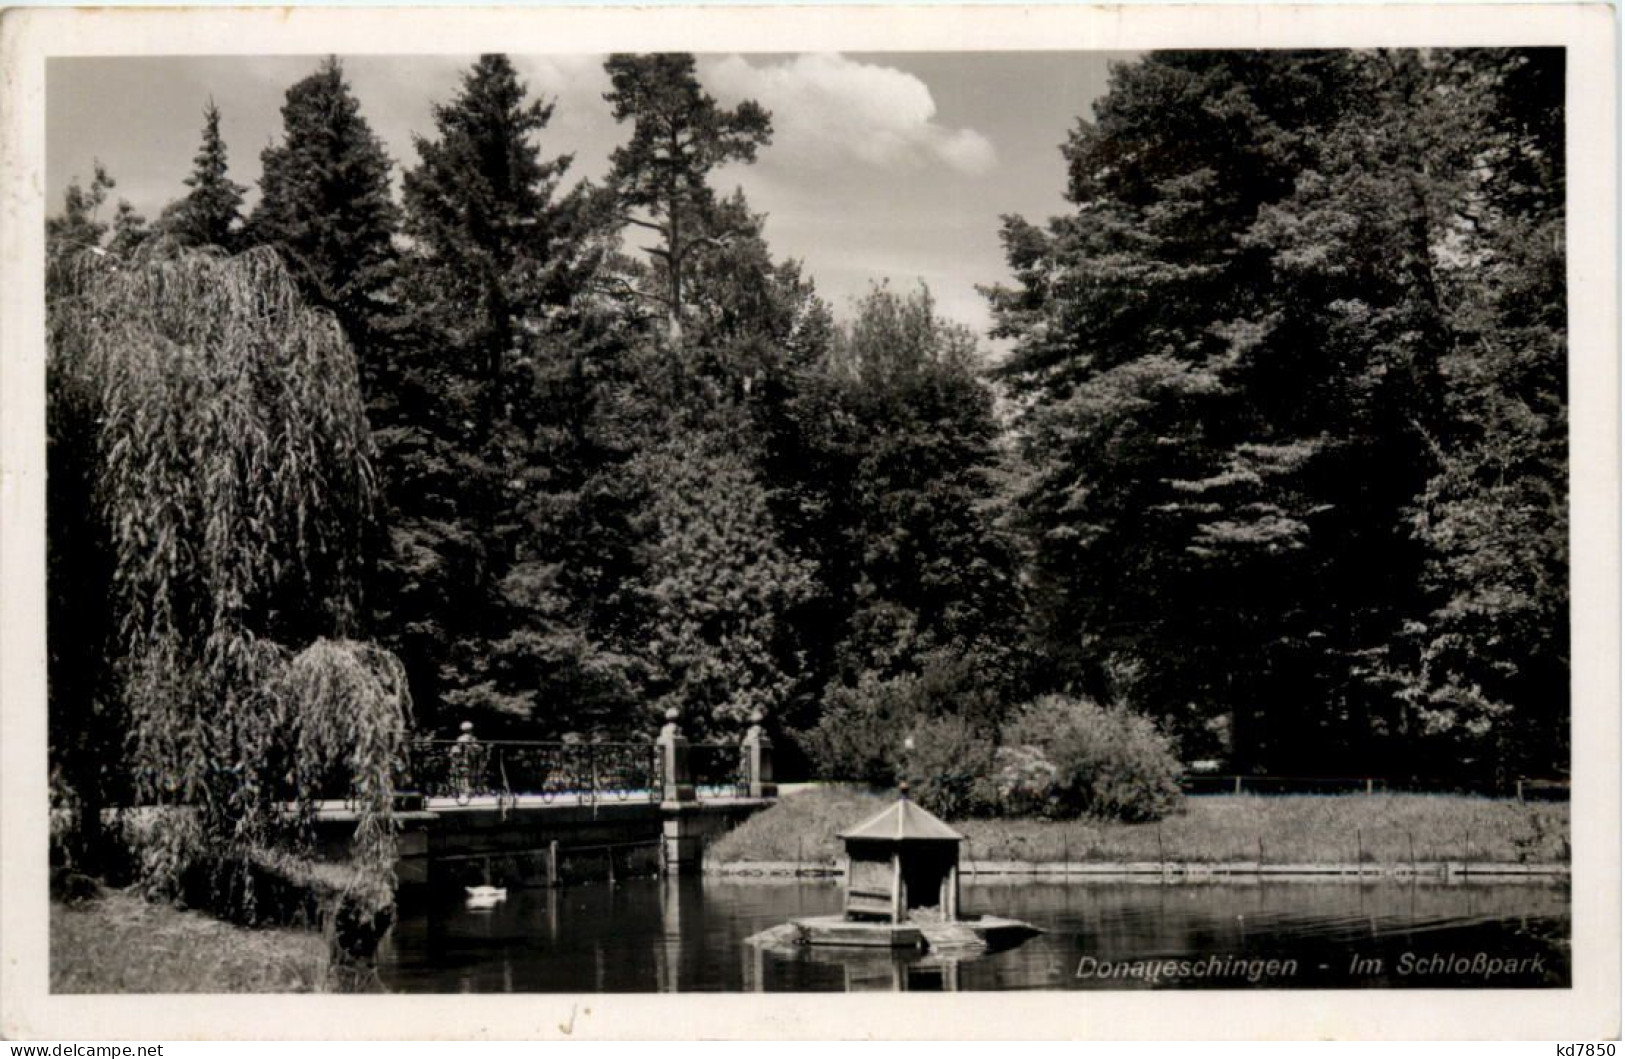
[838,795,964,843]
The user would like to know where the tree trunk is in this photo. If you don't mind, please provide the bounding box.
[667,217,684,343]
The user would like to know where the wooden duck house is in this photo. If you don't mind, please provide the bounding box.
[744,787,1040,953]
[838,788,963,924]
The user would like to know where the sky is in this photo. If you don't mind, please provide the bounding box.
[47,52,1130,340]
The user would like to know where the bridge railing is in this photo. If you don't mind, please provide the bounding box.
[690,741,750,800]
[404,740,661,807]
[402,714,775,808]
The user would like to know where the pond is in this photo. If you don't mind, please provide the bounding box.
[377,876,1570,992]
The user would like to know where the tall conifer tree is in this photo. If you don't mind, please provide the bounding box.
[248,57,399,393]
[602,53,772,343]
[389,54,634,732]
[164,101,246,250]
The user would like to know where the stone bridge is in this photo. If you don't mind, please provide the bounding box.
[315,710,778,892]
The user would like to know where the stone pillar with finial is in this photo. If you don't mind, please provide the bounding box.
[656,707,700,873]
[742,711,776,799]
[655,706,695,806]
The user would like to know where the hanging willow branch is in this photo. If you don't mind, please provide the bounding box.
[276,639,412,876]
[48,245,404,899]
[50,246,377,652]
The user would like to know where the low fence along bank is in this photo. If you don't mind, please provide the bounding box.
[1180,774,1570,800]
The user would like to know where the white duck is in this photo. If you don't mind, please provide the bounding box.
[465,885,507,909]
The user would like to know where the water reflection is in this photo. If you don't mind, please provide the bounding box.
[379,876,1569,993]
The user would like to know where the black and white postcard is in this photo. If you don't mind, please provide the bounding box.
[1,3,1616,1040]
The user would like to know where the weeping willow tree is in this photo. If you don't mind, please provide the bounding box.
[48,245,410,903]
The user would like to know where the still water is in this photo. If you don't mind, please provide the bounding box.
[378,876,1569,992]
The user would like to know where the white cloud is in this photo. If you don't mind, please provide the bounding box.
[701,53,996,177]
[509,55,618,181]
[351,55,618,184]
[510,54,614,131]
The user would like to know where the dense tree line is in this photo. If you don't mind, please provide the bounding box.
[986,49,1566,782]
[48,46,1567,837]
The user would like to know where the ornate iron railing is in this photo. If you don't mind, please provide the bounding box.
[404,740,662,807]
[690,741,750,799]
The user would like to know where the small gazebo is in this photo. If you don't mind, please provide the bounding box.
[744,786,1039,953]
[838,786,963,924]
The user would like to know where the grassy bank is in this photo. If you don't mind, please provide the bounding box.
[52,887,345,993]
[707,785,1570,867]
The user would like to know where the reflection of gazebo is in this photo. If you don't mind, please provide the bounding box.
[838,789,962,924]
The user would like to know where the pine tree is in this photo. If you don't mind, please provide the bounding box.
[46,162,116,260]
[248,57,399,392]
[400,54,604,420]
[163,100,246,250]
[388,54,634,733]
[1210,50,1480,773]
[107,201,150,258]
[680,189,826,395]
[986,53,1339,763]
[48,163,149,268]
[602,53,772,342]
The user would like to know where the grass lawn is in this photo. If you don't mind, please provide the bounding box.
[51,887,339,993]
[707,784,1570,866]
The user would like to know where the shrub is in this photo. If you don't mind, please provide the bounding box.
[797,649,1012,784]
[797,670,914,784]
[1001,694,1183,821]
[902,715,998,818]
[990,744,1067,819]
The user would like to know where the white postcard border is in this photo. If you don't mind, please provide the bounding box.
[1,3,1616,1040]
